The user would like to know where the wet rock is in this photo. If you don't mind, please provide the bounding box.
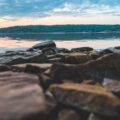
[6,54,49,65]
[48,54,120,84]
[58,109,81,120]
[103,78,120,97]
[71,47,93,53]
[0,71,55,120]
[50,83,120,117]
[100,47,120,54]
[27,41,56,51]
[0,51,47,65]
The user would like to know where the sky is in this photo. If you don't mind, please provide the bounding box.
[0,0,120,28]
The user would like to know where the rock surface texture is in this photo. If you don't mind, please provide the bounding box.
[0,41,120,120]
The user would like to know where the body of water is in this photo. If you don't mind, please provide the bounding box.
[0,33,120,52]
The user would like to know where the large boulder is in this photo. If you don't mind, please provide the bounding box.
[27,41,56,51]
[0,71,55,120]
[50,83,120,117]
[0,51,49,65]
[47,53,120,84]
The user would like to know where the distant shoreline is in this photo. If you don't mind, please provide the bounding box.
[0,32,120,34]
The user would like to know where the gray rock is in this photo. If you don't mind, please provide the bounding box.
[103,78,120,97]
[27,41,56,51]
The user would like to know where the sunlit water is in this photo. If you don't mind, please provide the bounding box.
[0,38,120,53]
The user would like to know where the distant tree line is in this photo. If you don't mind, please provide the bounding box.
[0,25,120,33]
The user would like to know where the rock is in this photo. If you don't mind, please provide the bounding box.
[48,54,120,84]
[89,51,102,60]
[42,47,58,55]
[57,109,81,120]
[50,83,120,117]
[6,54,49,65]
[100,47,120,54]
[88,113,102,120]
[114,46,120,49]
[0,51,48,65]
[99,49,113,54]
[0,65,10,72]
[0,71,56,120]
[27,41,56,51]
[12,63,52,73]
[103,78,120,97]
[47,54,65,63]
[71,47,94,53]
[64,53,92,64]
[88,113,120,120]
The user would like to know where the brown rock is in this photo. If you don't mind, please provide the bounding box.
[0,71,55,120]
[48,53,120,84]
[58,109,81,120]
[12,63,52,73]
[50,83,120,117]
[64,53,92,64]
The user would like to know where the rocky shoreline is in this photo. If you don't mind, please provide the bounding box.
[0,41,120,120]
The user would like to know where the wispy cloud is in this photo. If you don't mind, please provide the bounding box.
[49,2,120,17]
[0,0,120,27]
[0,0,120,18]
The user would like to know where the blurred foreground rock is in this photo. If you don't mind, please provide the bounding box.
[50,83,120,117]
[0,71,56,120]
[0,41,120,120]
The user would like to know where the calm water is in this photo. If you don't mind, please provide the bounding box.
[0,33,120,52]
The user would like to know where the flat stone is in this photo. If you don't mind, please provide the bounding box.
[50,83,120,117]
[0,71,55,120]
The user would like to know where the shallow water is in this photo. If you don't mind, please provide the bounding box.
[0,38,120,52]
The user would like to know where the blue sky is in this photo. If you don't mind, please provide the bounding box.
[0,0,120,27]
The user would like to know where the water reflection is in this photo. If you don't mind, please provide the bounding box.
[0,33,120,40]
[0,33,120,52]
[0,37,120,53]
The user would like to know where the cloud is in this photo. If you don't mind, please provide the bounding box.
[0,0,120,18]
[49,2,120,17]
